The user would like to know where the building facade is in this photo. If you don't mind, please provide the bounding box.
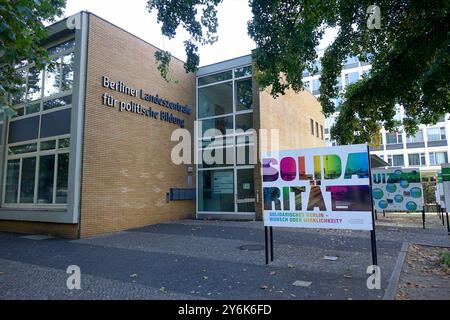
[302,50,450,178]
[0,12,324,238]
[196,57,325,221]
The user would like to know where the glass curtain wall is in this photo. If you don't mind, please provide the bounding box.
[3,38,74,208]
[197,65,256,214]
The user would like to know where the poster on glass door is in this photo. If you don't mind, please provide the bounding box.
[262,144,373,231]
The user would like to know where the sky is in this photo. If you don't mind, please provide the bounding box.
[63,0,336,66]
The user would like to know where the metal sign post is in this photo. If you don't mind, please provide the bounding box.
[422,207,426,229]
[446,211,450,236]
[367,146,378,267]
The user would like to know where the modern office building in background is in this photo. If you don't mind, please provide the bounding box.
[302,50,450,179]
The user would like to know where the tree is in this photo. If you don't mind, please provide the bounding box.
[148,0,450,144]
[0,0,66,115]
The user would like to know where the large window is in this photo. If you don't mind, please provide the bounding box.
[429,152,448,166]
[407,130,424,143]
[408,153,426,166]
[4,137,70,205]
[198,82,233,118]
[197,65,255,213]
[386,131,403,144]
[4,38,74,207]
[427,127,446,141]
[387,154,404,167]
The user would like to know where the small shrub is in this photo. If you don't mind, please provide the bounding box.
[439,251,450,268]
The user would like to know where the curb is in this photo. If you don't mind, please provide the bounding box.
[383,241,409,300]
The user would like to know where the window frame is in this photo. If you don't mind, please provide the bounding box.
[3,36,75,209]
[196,64,256,215]
[2,134,70,208]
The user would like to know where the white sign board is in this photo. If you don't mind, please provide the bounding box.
[262,144,373,231]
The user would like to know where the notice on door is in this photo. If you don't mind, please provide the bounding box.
[213,171,234,195]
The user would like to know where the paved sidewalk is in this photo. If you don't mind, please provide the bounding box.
[0,214,449,300]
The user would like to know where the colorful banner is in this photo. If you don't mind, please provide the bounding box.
[371,168,424,212]
[262,144,373,231]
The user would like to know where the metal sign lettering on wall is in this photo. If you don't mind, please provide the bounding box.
[372,167,424,212]
[262,144,373,231]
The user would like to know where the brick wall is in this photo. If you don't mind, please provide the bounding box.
[79,15,196,238]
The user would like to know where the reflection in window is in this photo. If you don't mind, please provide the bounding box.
[198,82,233,118]
[44,58,61,97]
[198,71,232,86]
[13,107,25,117]
[25,102,40,115]
[11,38,74,110]
[38,155,55,204]
[234,66,252,78]
[198,147,235,169]
[20,157,36,203]
[11,69,27,105]
[27,67,43,101]
[43,95,72,111]
[4,38,74,208]
[198,170,235,212]
[236,113,253,131]
[236,79,253,111]
[9,143,37,155]
[407,130,424,143]
[56,153,69,203]
[200,116,234,136]
[41,140,57,151]
[5,160,20,203]
[47,39,75,56]
[61,52,74,91]
[58,138,70,149]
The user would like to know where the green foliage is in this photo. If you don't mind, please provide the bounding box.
[422,182,436,205]
[149,0,450,144]
[439,251,450,268]
[0,0,66,114]
[147,0,221,77]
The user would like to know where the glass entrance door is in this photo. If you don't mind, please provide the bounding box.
[236,168,255,213]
